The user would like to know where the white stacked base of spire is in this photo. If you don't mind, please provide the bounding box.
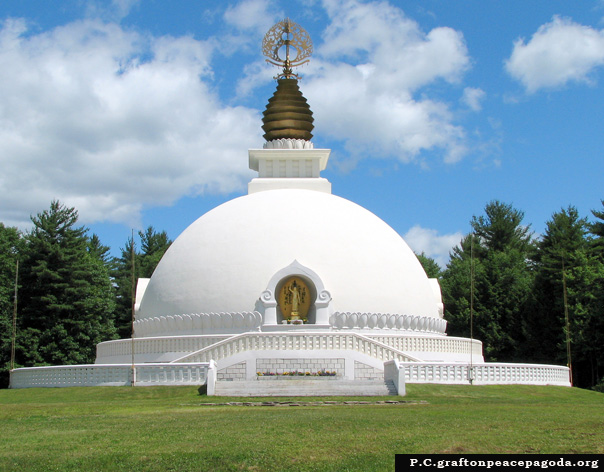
[263,138,313,149]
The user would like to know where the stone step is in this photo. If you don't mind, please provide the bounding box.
[214,379,397,397]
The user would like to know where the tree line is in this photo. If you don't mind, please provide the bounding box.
[418,200,604,390]
[0,201,171,387]
[1,199,603,390]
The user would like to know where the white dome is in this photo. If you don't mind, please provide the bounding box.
[138,189,440,324]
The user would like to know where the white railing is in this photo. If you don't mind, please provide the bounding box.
[330,312,447,334]
[134,311,263,337]
[402,362,571,386]
[9,360,571,389]
[97,333,482,363]
[368,335,483,357]
[134,363,209,386]
[170,332,423,364]
[10,363,212,389]
[96,336,230,360]
[133,311,445,337]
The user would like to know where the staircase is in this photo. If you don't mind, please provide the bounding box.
[214,378,398,396]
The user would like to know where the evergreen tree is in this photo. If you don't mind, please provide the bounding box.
[416,252,442,279]
[112,236,137,338]
[17,201,116,366]
[138,227,171,278]
[441,201,534,361]
[0,224,23,387]
[441,235,484,343]
[589,200,604,258]
[470,200,533,253]
[527,206,601,387]
[88,234,112,265]
[112,227,171,338]
[587,201,604,388]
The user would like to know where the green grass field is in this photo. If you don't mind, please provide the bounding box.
[0,384,602,471]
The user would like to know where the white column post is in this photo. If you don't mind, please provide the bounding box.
[260,290,278,326]
[207,360,217,396]
[344,358,355,380]
[384,359,406,396]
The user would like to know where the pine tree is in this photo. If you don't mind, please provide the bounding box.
[470,200,533,253]
[589,200,604,258]
[112,236,137,339]
[441,201,534,361]
[138,227,171,278]
[587,200,604,388]
[416,252,442,279]
[88,234,112,265]
[0,224,23,387]
[527,206,601,387]
[441,235,483,342]
[112,227,171,338]
[17,201,116,366]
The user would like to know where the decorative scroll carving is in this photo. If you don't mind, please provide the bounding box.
[261,290,274,302]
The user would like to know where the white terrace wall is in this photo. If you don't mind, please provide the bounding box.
[403,362,570,386]
[10,362,213,389]
[96,336,231,364]
[9,360,570,388]
[96,333,484,365]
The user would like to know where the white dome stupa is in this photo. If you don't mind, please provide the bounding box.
[136,188,442,332]
[10,19,570,391]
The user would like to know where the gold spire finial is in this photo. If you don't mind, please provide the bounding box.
[262,18,313,79]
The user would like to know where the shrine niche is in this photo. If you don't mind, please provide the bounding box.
[278,276,311,321]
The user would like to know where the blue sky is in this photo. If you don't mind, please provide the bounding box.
[1,0,603,267]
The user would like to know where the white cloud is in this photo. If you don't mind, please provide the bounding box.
[224,0,279,33]
[236,60,276,98]
[319,0,468,91]
[0,19,260,228]
[280,0,470,164]
[85,0,140,21]
[221,0,284,55]
[0,0,478,229]
[461,87,486,111]
[505,16,604,93]
[110,0,140,18]
[403,225,463,268]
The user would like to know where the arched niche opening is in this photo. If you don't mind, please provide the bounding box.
[259,260,332,326]
[275,275,317,324]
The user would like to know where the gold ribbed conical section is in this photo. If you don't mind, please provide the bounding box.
[262,78,314,141]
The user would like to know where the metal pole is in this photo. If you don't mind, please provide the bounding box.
[10,259,19,371]
[131,230,136,386]
[469,234,475,385]
[562,259,573,386]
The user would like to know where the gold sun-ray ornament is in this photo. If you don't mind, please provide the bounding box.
[262,18,313,79]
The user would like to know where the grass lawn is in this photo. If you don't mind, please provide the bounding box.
[0,384,602,471]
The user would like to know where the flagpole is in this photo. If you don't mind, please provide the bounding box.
[469,234,475,385]
[131,230,136,387]
[562,258,573,386]
[10,259,19,372]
